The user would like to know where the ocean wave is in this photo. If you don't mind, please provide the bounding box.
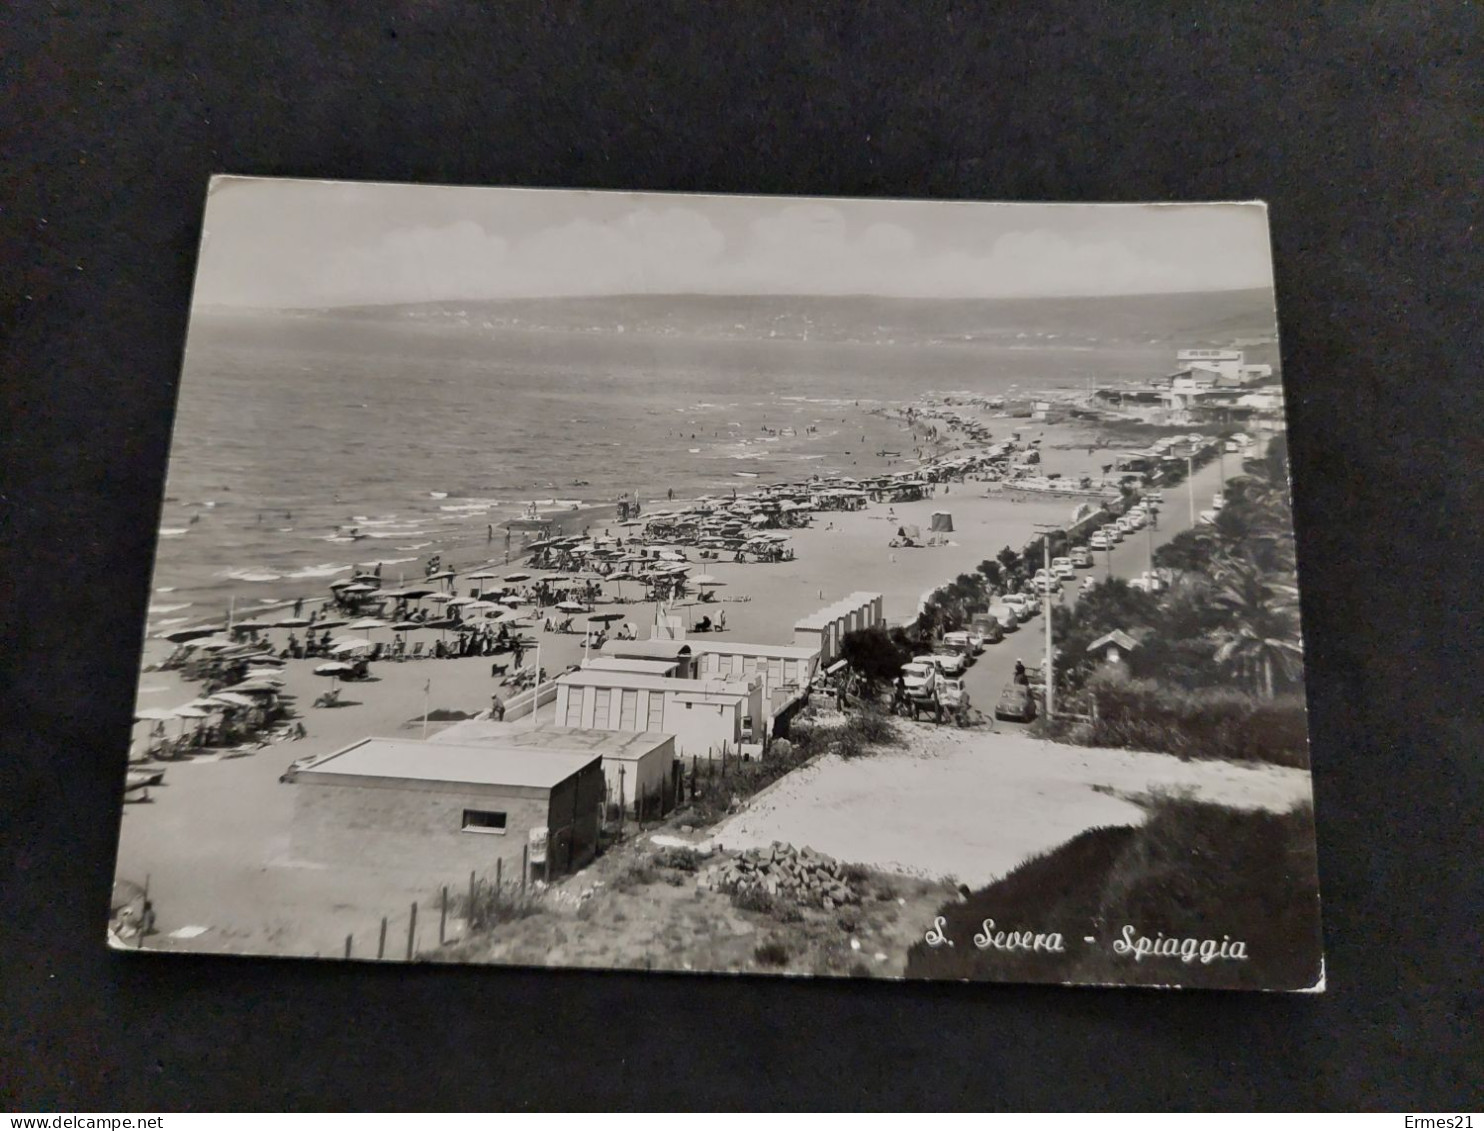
[397,543,433,550]
[159,528,188,538]
[150,617,190,629]
[220,568,284,582]
[283,563,353,580]
[155,586,177,593]
[148,602,192,615]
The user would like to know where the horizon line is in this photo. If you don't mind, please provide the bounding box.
[196,284,1274,312]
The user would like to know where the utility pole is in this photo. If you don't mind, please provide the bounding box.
[1187,451,1197,527]
[1034,524,1059,721]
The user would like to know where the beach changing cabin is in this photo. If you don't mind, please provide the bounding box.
[553,669,762,759]
[688,641,820,728]
[596,639,698,679]
[288,738,604,879]
[793,592,885,666]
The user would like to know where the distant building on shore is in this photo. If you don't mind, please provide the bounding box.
[287,737,604,879]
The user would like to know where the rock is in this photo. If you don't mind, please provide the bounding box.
[850,938,862,952]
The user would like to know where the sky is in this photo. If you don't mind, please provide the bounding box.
[193,178,1275,308]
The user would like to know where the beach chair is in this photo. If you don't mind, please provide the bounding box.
[411,641,424,659]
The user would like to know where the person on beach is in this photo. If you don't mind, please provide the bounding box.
[293,597,303,618]
[490,694,505,722]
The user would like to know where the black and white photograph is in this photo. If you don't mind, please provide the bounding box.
[110,179,1322,991]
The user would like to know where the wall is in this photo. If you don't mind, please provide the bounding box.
[291,778,549,880]
[543,761,604,874]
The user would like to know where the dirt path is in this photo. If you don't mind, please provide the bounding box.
[709,723,1314,888]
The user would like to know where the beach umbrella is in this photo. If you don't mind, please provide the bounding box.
[273,617,312,628]
[346,618,388,631]
[209,692,258,709]
[171,705,212,719]
[445,596,476,607]
[555,601,587,613]
[466,571,500,581]
[163,625,226,643]
[504,572,532,582]
[542,574,571,583]
[391,621,423,632]
[313,662,354,675]
[134,707,177,722]
[341,583,377,594]
[312,619,348,630]
[329,637,372,654]
[691,573,719,585]
[427,569,455,581]
[588,612,624,624]
[193,638,236,651]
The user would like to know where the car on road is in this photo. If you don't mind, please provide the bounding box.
[900,660,940,697]
[1071,546,1094,568]
[1103,523,1125,542]
[984,605,1018,633]
[942,630,981,657]
[1001,593,1036,621]
[920,651,967,677]
[1051,556,1075,580]
[971,613,1006,643]
[994,680,1038,722]
[1088,531,1110,550]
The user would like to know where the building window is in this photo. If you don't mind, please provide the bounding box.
[462,809,508,834]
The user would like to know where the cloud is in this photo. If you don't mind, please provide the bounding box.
[195,181,1273,306]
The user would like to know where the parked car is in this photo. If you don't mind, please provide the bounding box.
[971,614,1005,644]
[1002,593,1036,620]
[994,680,1038,722]
[1211,491,1226,510]
[900,661,940,697]
[1199,508,1219,524]
[1089,532,1110,550]
[985,606,1019,633]
[1071,546,1094,568]
[1051,556,1076,579]
[939,677,970,720]
[922,651,967,677]
[942,630,980,657]
[1102,524,1124,543]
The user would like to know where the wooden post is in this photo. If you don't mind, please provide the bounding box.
[495,857,503,893]
[618,765,626,837]
[439,886,448,945]
[378,917,387,959]
[406,902,417,960]
[521,844,529,893]
[691,755,698,799]
[467,870,477,926]
[344,935,352,959]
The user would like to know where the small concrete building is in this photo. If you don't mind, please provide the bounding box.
[553,668,762,759]
[793,591,885,665]
[290,737,604,878]
[501,726,674,812]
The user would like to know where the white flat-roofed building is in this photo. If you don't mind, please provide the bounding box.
[596,639,698,678]
[288,737,604,877]
[688,640,820,723]
[553,669,762,759]
[434,722,676,814]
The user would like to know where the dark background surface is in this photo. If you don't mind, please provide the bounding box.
[2,2,1480,1112]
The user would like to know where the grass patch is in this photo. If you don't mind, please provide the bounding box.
[1041,684,1310,769]
[906,793,1322,991]
[456,877,544,933]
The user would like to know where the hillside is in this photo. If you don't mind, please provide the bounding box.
[204,289,1278,351]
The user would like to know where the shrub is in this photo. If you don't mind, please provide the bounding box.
[754,941,790,967]
[731,887,780,915]
[458,878,544,931]
[610,862,660,893]
[653,846,700,872]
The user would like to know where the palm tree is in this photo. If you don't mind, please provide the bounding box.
[1208,552,1303,699]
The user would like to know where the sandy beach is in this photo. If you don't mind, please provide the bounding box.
[115,403,1254,960]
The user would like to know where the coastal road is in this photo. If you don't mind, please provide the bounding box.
[956,449,1241,724]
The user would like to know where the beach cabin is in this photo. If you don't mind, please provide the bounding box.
[581,657,680,679]
[688,641,821,729]
[793,592,885,666]
[1088,629,1141,669]
[553,669,762,760]
[288,738,603,879]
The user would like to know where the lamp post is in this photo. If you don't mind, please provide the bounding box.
[1186,450,1197,527]
[1033,523,1059,721]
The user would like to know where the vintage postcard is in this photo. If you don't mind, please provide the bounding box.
[113,180,1322,991]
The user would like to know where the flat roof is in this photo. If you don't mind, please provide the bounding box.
[297,737,598,790]
[501,726,674,761]
[582,657,678,676]
[557,669,753,695]
[688,641,820,660]
[597,640,694,660]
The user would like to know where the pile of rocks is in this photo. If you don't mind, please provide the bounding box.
[699,841,861,910]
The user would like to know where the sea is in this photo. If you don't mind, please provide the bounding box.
[145,312,1170,634]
